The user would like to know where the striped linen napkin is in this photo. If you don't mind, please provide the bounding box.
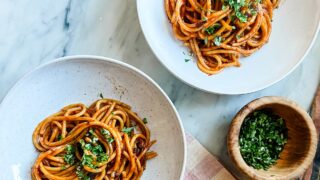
[184,132,235,180]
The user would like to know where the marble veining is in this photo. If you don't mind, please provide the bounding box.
[0,0,319,177]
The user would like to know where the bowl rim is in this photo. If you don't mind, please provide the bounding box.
[0,55,187,180]
[227,96,318,180]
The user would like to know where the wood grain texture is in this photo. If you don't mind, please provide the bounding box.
[304,86,320,179]
[227,96,318,180]
[184,132,235,180]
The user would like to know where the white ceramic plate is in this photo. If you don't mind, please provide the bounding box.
[0,56,186,180]
[137,0,320,94]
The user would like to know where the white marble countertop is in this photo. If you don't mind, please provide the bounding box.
[1,0,319,177]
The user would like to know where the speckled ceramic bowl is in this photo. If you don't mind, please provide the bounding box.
[0,55,186,180]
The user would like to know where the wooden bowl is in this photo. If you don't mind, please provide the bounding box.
[227,96,318,180]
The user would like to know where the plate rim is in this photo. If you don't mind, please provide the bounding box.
[136,0,320,95]
[0,55,187,180]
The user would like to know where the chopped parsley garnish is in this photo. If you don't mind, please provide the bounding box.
[101,129,114,143]
[222,4,228,10]
[107,137,114,143]
[205,24,221,35]
[84,143,92,150]
[92,137,99,143]
[239,110,288,170]
[82,154,95,168]
[76,166,90,180]
[231,14,236,21]
[89,129,95,135]
[92,144,103,155]
[236,11,247,23]
[236,34,241,40]
[122,127,134,134]
[64,145,75,165]
[101,129,110,136]
[143,118,148,124]
[66,144,74,153]
[183,51,194,62]
[222,0,260,23]
[99,93,104,99]
[64,154,75,165]
[97,153,109,162]
[202,16,208,21]
[78,136,109,169]
[57,135,63,141]
[214,36,223,46]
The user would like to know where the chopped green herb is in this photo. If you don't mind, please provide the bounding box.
[184,59,191,62]
[82,154,95,168]
[89,129,95,135]
[122,127,134,134]
[84,143,92,150]
[57,135,63,141]
[222,5,228,10]
[61,165,67,170]
[92,137,99,143]
[222,0,259,23]
[92,145,103,155]
[205,24,221,35]
[214,36,223,46]
[202,16,208,21]
[107,137,114,143]
[143,118,148,124]
[66,144,75,153]
[101,129,114,143]
[99,93,104,99]
[97,153,109,162]
[239,110,288,170]
[236,34,241,40]
[64,154,75,165]
[76,166,90,180]
[231,15,236,21]
[101,129,110,136]
[236,11,247,23]
[64,145,76,165]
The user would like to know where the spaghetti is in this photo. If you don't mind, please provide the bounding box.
[32,99,157,180]
[165,0,280,75]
